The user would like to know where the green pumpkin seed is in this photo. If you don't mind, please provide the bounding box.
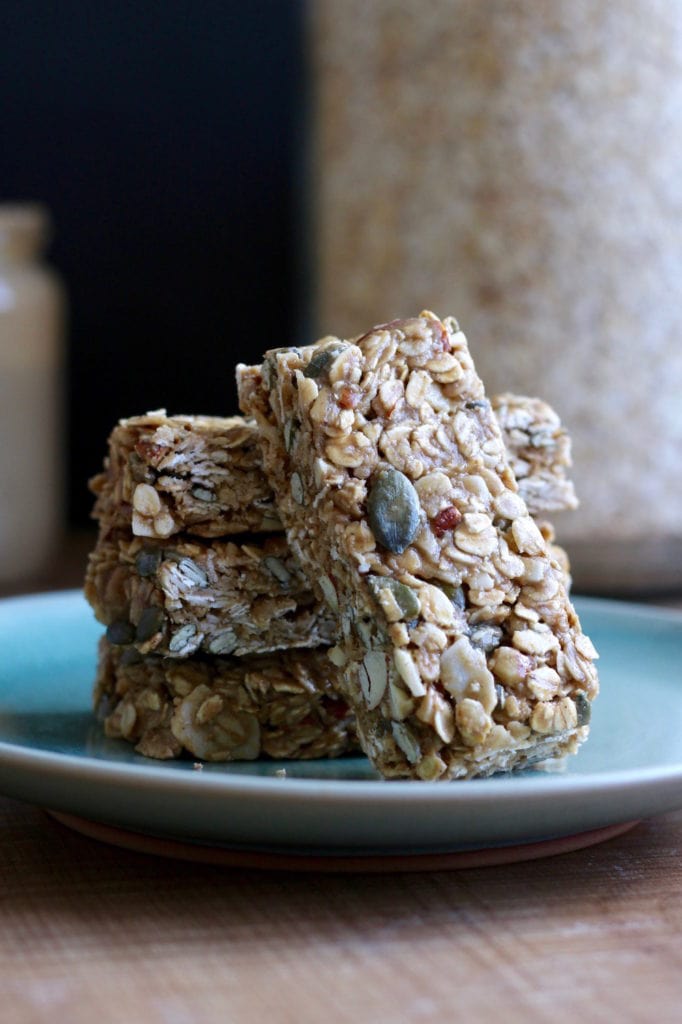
[367,575,420,619]
[135,547,162,578]
[439,583,466,610]
[119,647,143,667]
[191,486,215,502]
[367,468,421,553]
[135,606,166,642]
[106,620,135,646]
[208,629,238,655]
[575,692,591,726]
[291,472,304,505]
[303,344,346,379]
[168,623,198,653]
[177,557,208,588]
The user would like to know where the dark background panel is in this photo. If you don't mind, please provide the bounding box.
[0,1,307,522]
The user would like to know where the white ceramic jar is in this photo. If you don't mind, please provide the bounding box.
[0,204,65,584]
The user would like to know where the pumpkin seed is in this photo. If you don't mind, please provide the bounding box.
[135,606,166,642]
[303,344,346,380]
[168,624,198,653]
[119,647,142,667]
[367,468,420,553]
[106,620,135,646]
[367,575,420,619]
[439,582,466,610]
[575,692,591,726]
[191,486,215,502]
[291,472,304,505]
[135,547,162,578]
[208,629,238,656]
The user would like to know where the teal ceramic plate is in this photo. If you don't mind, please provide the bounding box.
[0,591,681,855]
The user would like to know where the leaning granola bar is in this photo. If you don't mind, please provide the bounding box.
[494,393,577,515]
[95,638,356,761]
[239,311,598,780]
[85,533,336,658]
[90,411,280,539]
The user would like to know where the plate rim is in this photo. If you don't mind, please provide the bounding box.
[1,589,679,851]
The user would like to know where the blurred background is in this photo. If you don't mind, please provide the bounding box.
[1,0,681,592]
[1,0,307,528]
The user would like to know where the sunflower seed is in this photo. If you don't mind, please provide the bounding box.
[291,472,304,504]
[177,558,208,588]
[263,556,291,587]
[367,468,420,553]
[168,624,198,653]
[284,419,298,453]
[208,629,238,655]
[318,574,339,611]
[191,486,215,502]
[359,651,388,709]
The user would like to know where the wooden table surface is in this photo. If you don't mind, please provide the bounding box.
[2,539,682,1023]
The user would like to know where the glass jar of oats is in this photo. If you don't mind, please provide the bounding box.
[0,204,65,584]
[310,0,682,593]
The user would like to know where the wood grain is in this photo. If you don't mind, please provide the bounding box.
[1,795,682,1024]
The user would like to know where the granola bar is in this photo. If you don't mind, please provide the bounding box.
[95,638,356,761]
[493,393,578,514]
[238,311,598,781]
[84,533,336,658]
[90,411,280,539]
[91,400,576,543]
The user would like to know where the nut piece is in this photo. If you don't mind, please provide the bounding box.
[133,483,162,517]
[440,637,497,713]
[530,697,578,735]
[456,699,493,746]
[367,467,421,554]
[171,684,261,760]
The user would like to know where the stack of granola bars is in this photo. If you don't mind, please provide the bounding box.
[85,312,597,779]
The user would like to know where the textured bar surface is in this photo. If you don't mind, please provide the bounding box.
[95,638,356,761]
[91,400,576,542]
[85,533,336,658]
[239,311,598,780]
[90,411,280,539]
